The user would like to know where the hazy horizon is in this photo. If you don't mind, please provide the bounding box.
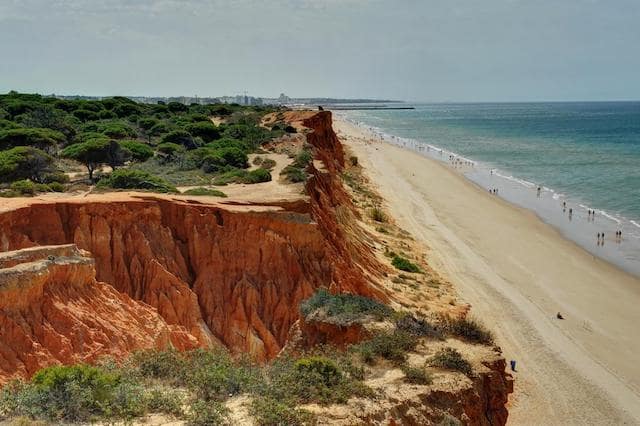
[2,0,639,102]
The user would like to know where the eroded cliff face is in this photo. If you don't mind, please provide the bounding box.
[0,111,386,376]
[0,244,198,383]
[0,111,512,425]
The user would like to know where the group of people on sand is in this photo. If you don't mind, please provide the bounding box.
[489,188,499,195]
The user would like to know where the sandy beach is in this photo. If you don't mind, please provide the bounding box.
[334,116,640,425]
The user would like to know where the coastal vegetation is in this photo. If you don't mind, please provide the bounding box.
[0,91,284,196]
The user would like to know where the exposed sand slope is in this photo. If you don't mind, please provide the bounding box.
[335,117,640,425]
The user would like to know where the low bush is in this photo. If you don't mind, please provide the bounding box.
[353,331,419,364]
[97,169,177,193]
[264,356,371,406]
[442,317,494,345]
[391,255,421,273]
[396,314,444,340]
[182,187,227,197]
[244,168,271,183]
[259,158,277,170]
[281,165,307,183]
[131,348,188,384]
[186,400,228,426]
[145,388,184,417]
[401,364,432,385]
[349,155,358,166]
[369,206,386,223]
[10,179,35,195]
[250,396,314,426]
[430,348,472,376]
[300,288,393,323]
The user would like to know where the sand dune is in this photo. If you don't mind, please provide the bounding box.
[335,117,640,425]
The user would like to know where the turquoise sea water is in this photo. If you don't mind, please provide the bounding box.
[338,102,640,276]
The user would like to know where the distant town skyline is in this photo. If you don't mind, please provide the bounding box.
[1,1,639,102]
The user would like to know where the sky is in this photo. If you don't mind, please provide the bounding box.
[1,0,639,102]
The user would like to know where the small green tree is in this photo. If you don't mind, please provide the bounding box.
[0,146,55,183]
[62,138,123,182]
[118,140,154,162]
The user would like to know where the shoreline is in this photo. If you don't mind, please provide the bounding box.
[334,115,640,424]
[336,114,640,279]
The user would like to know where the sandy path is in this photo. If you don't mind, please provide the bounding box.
[335,117,640,425]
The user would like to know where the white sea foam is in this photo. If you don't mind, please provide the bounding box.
[630,220,640,229]
[598,210,622,224]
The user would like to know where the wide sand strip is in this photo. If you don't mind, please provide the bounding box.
[334,117,640,425]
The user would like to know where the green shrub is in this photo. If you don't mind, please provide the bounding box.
[401,364,432,385]
[369,206,386,223]
[0,127,65,152]
[396,314,444,339]
[354,331,418,364]
[0,146,55,183]
[10,179,36,195]
[264,356,371,406]
[300,288,392,323]
[186,400,228,426]
[118,140,154,162]
[145,388,184,417]
[349,156,358,166]
[250,397,314,426]
[182,187,227,197]
[430,348,472,376]
[294,357,341,387]
[6,364,121,422]
[391,255,421,273]
[131,349,188,384]
[185,349,260,402]
[97,169,177,193]
[281,165,307,183]
[244,168,271,183]
[259,158,277,170]
[443,317,494,345]
[186,121,220,143]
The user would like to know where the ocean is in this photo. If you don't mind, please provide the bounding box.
[337,102,640,277]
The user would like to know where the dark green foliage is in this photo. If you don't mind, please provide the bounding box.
[0,128,65,152]
[16,105,78,140]
[0,119,21,130]
[145,388,184,417]
[0,147,55,183]
[349,155,358,166]
[186,400,228,426]
[186,121,220,143]
[97,169,177,193]
[95,121,137,139]
[182,187,227,197]
[167,102,188,113]
[369,206,387,222]
[161,129,199,150]
[61,138,121,181]
[396,314,444,339]
[430,348,472,376]
[113,103,140,118]
[442,317,494,345]
[98,109,117,120]
[294,357,341,387]
[244,168,271,183]
[184,349,260,402]
[391,255,421,273]
[118,140,154,162]
[73,109,99,122]
[10,179,36,195]
[157,142,184,158]
[137,117,158,130]
[354,331,419,364]
[300,288,392,323]
[188,146,249,173]
[131,348,188,384]
[281,148,313,183]
[250,397,314,426]
[401,364,433,385]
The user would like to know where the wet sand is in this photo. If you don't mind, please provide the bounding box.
[335,116,640,425]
